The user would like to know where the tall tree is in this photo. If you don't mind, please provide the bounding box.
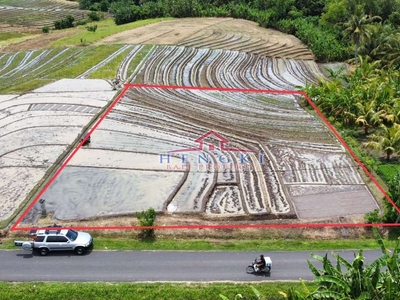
[343,8,381,64]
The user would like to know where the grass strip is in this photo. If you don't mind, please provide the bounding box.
[1,236,397,251]
[47,44,123,79]
[51,18,172,47]
[0,78,54,94]
[88,45,132,79]
[0,282,314,300]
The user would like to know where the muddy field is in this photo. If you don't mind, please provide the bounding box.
[0,79,115,222]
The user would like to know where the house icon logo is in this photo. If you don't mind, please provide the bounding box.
[169,130,255,153]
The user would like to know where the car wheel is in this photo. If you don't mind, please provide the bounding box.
[39,248,49,256]
[75,247,85,255]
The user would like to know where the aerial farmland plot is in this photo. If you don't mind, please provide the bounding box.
[0,17,380,230]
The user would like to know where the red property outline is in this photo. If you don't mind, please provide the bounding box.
[11,84,400,231]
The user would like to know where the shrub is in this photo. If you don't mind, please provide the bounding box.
[87,11,100,21]
[42,26,50,33]
[135,207,156,239]
[54,15,75,29]
[86,24,98,32]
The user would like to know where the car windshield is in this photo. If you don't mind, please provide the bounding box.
[66,229,78,241]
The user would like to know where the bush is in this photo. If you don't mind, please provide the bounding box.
[86,24,98,32]
[135,208,156,239]
[54,15,75,29]
[87,11,100,21]
[42,26,50,33]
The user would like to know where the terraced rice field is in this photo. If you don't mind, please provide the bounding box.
[0,18,379,227]
[99,18,315,60]
[0,79,115,223]
[16,45,378,224]
[0,45,146,93]
[0,0,86,28]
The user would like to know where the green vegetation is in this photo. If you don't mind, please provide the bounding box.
[88,45,131,79]
[127,44,153,77]
[221,229,400,300]
[46,45,121,79]
[50,18,171,47]
[0,32,31,41]
[1,236,399,251]
[0,282,314,300]
[79,0,400,63]
[86,24,98,32]
[54,15,75,30]
[302,57,400,223]
[135,208,157,238]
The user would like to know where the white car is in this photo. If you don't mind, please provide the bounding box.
[15,227,93,256]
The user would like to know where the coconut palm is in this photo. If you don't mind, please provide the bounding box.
[372,33,400,68]
[355,100,381,134]
[377,100,400,126]
[364,123,400,160]
[343,9,381,64]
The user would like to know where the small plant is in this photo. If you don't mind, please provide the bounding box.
[75,19,88,26]
[86,24,98,33]
[135,207,156,239]
[42,26,50,33]
[87,11,100,22]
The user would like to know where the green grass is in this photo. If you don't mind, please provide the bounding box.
[0,32,31,41]
[47,44,123,79]
[51,18,172,48]
[88,45,132,79]
[0,51,25,75]
[0,282,315,300]
[127,44,154,80]
[2,236,398,251]
[0,78,54,94]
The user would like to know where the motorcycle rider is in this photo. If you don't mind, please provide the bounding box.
[254,254,266,272]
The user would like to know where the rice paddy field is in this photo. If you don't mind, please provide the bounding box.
[0,13,379,228]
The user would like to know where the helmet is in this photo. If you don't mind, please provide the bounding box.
[260,254,264,258]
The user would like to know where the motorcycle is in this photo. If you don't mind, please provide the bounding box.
[246,257,272,274]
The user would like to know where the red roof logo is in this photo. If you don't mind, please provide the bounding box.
[169,130,254,153]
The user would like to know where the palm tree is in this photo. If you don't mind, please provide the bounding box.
[355,101,381,134]
[372,33,400,68]
[364,123,400,160]
[343,9,381,64]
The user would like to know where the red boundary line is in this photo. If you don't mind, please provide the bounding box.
[11,84,400,231]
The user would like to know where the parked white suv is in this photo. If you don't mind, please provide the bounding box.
[15,227,93,256]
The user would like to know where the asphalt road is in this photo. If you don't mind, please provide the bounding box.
[0,249,384,282]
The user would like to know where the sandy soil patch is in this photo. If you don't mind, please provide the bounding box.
[97,18,229,45]
[96,18,314,60]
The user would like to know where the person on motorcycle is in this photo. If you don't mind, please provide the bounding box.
[254,254,266,272]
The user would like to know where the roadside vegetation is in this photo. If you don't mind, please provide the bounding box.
[1,232,399,251]
[220,229,400,300]
[0,282,314,300]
